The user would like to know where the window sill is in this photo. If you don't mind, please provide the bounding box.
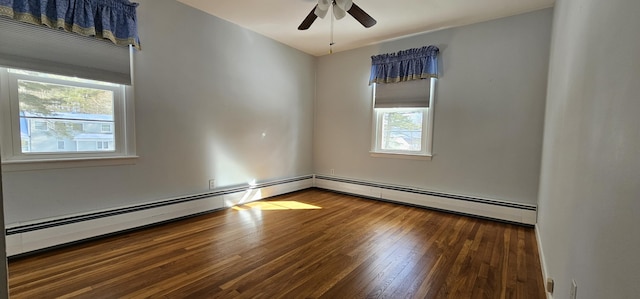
[369,152,432,161]
[1,155,139,172]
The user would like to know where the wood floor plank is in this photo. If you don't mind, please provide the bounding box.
[8,189,546,298]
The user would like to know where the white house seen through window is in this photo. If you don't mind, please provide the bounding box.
[17,78,115,153]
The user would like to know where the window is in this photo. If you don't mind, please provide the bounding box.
[371,78,435,159]
[0,68,136,166]
[377,109,425,151]
[96,141,110,150]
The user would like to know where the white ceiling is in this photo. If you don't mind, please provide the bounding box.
[176,0,554,57]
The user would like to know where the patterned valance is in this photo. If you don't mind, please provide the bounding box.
[0,0,140,49]
[369,45,439,85]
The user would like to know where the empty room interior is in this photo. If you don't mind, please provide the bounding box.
[0,0,639,298]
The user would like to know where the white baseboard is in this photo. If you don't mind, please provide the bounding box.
[535,224,552,299]
[5,174,536,257]
[314,175,537,225]
[6,176,313,257]
[222,178,313,207]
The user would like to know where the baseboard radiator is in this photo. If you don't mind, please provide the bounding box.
[313,175,537,226]
[5,175,314,257]
[5,174,537,257]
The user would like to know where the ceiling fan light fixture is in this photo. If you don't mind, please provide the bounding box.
[333,5,347,20]
[298,0,376,30]
[315,0,331,18]
[335,0,353,12]
[317,0,331,10]
[314,6,328,18]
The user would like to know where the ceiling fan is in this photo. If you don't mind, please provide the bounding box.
[298,0,377,30]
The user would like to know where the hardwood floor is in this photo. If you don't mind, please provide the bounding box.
[8,189,546,298]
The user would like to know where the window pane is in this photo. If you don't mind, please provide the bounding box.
[380,110,423,151]
[18,79,115,153]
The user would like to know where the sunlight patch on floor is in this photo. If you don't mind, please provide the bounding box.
[233,201,322,211]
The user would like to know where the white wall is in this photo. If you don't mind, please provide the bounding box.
[314,9,553,205]
[0,0,315,224]
[537,0,640,298]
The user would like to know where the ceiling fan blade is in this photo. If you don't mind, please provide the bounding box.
[348,2,377,28]
[298,6,318,30]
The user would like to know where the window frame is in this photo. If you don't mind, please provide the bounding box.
[0,67,137,170]
[370,78,436,160]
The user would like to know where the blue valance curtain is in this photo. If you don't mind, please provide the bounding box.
[369,45,439,85]
[0,0,140,49]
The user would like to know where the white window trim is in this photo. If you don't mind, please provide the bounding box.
[0,67,137,170]
[370,78,436,160]
[1,156,138,172]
